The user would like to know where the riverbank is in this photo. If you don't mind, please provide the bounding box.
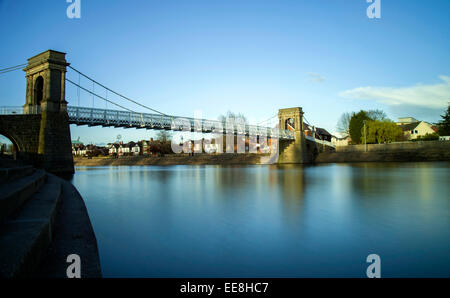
[316,141,450,163]
[0,157,101,277]
[34,177,102,278]
[74,153,264,166]
[74,141,450,166]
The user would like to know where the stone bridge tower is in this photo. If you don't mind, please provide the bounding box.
[277,107,316,164]
[23,50,74,174]
[0,50,74,174]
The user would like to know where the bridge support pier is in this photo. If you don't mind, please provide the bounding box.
[277,107,317,164]
[37,110,74,174]
[26,50,74,174]
[0,50,74,175]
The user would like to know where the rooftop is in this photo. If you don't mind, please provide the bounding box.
[398,122,420,131]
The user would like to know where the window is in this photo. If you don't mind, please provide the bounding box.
[34,76,44,105]
[415,130,418,134]
[411,130,414,134]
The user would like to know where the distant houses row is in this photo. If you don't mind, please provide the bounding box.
[72,138,222,157]
[330,117,447,146]
[72,136,283,157]
[73,139,162,157]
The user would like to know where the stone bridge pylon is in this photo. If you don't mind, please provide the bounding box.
[0,50,74,174]
[277,107,318,164]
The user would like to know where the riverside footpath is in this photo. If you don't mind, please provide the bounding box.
[0,157,101,278]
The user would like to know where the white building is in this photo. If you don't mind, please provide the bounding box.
[108,143,119,155]
[119,143,130,155]
[131,143,140,155]
[204,143,221,153]
[397,118,437,140]
[331,133,350,147]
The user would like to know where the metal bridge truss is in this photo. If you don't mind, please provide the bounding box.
[67,106,295,139]
[0,106,337,146]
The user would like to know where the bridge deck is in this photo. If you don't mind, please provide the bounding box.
[0,106,338,146]
[0,106,295,140]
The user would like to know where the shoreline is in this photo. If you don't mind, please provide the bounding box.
[74,154,266,167]
[317,141,450,164]
[74,150,450,167]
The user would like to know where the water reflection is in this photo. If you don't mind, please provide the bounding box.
[73,162,450,277]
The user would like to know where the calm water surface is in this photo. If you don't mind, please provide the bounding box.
[72,162,450,277]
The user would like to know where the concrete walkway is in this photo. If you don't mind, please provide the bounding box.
[33,177,102,278]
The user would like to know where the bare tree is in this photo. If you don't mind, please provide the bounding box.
[367,109,387,121]
[336,112,353,137]
[218,111,248,124]
[156,130,172,142]
[337,109,387,137]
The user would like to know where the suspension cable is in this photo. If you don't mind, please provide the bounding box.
[77,72,80,107]
[68,65,167,115]
[0,63,27,75]
[92,81,95,108]
[0,68,22,75]
[0,63,27,72]
[303,115,312,127]
[66,78,134,112]
[257,114,277,126]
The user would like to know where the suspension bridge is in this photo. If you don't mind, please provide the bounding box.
[0,50,334,174]
[1,105,294,139]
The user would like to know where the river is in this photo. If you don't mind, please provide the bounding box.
[72,162,450,277]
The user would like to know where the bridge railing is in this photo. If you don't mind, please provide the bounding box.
[67,106,295,139]
[0,105,295,139]
[305,135,336,148]
[0,106,41,115]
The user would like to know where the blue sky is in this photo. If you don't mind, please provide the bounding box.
[0,0,449,144]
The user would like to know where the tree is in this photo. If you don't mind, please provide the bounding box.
[336,112,354,137]
[150,132,173,156]
[149,141,160,155]
[436,104,450,136]
[218,111,248,124]
[156,131,172,143]
[366,109,387,121]
[364,120,403,144]
[349,111,371,144]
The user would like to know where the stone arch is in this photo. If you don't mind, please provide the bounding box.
[34,76,44,106]
[285,118,295,131]
[278,107,303,133]
[0,130,20,159]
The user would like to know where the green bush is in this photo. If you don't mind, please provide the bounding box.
[412,133,440,141]
[349,111,371,144]
[362,120,404,144]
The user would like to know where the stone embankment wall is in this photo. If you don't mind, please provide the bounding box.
[74,153,265,166]
[316,141,450,163]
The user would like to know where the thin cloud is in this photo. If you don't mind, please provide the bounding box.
[307,73,325,83]
[339,75,450,109]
